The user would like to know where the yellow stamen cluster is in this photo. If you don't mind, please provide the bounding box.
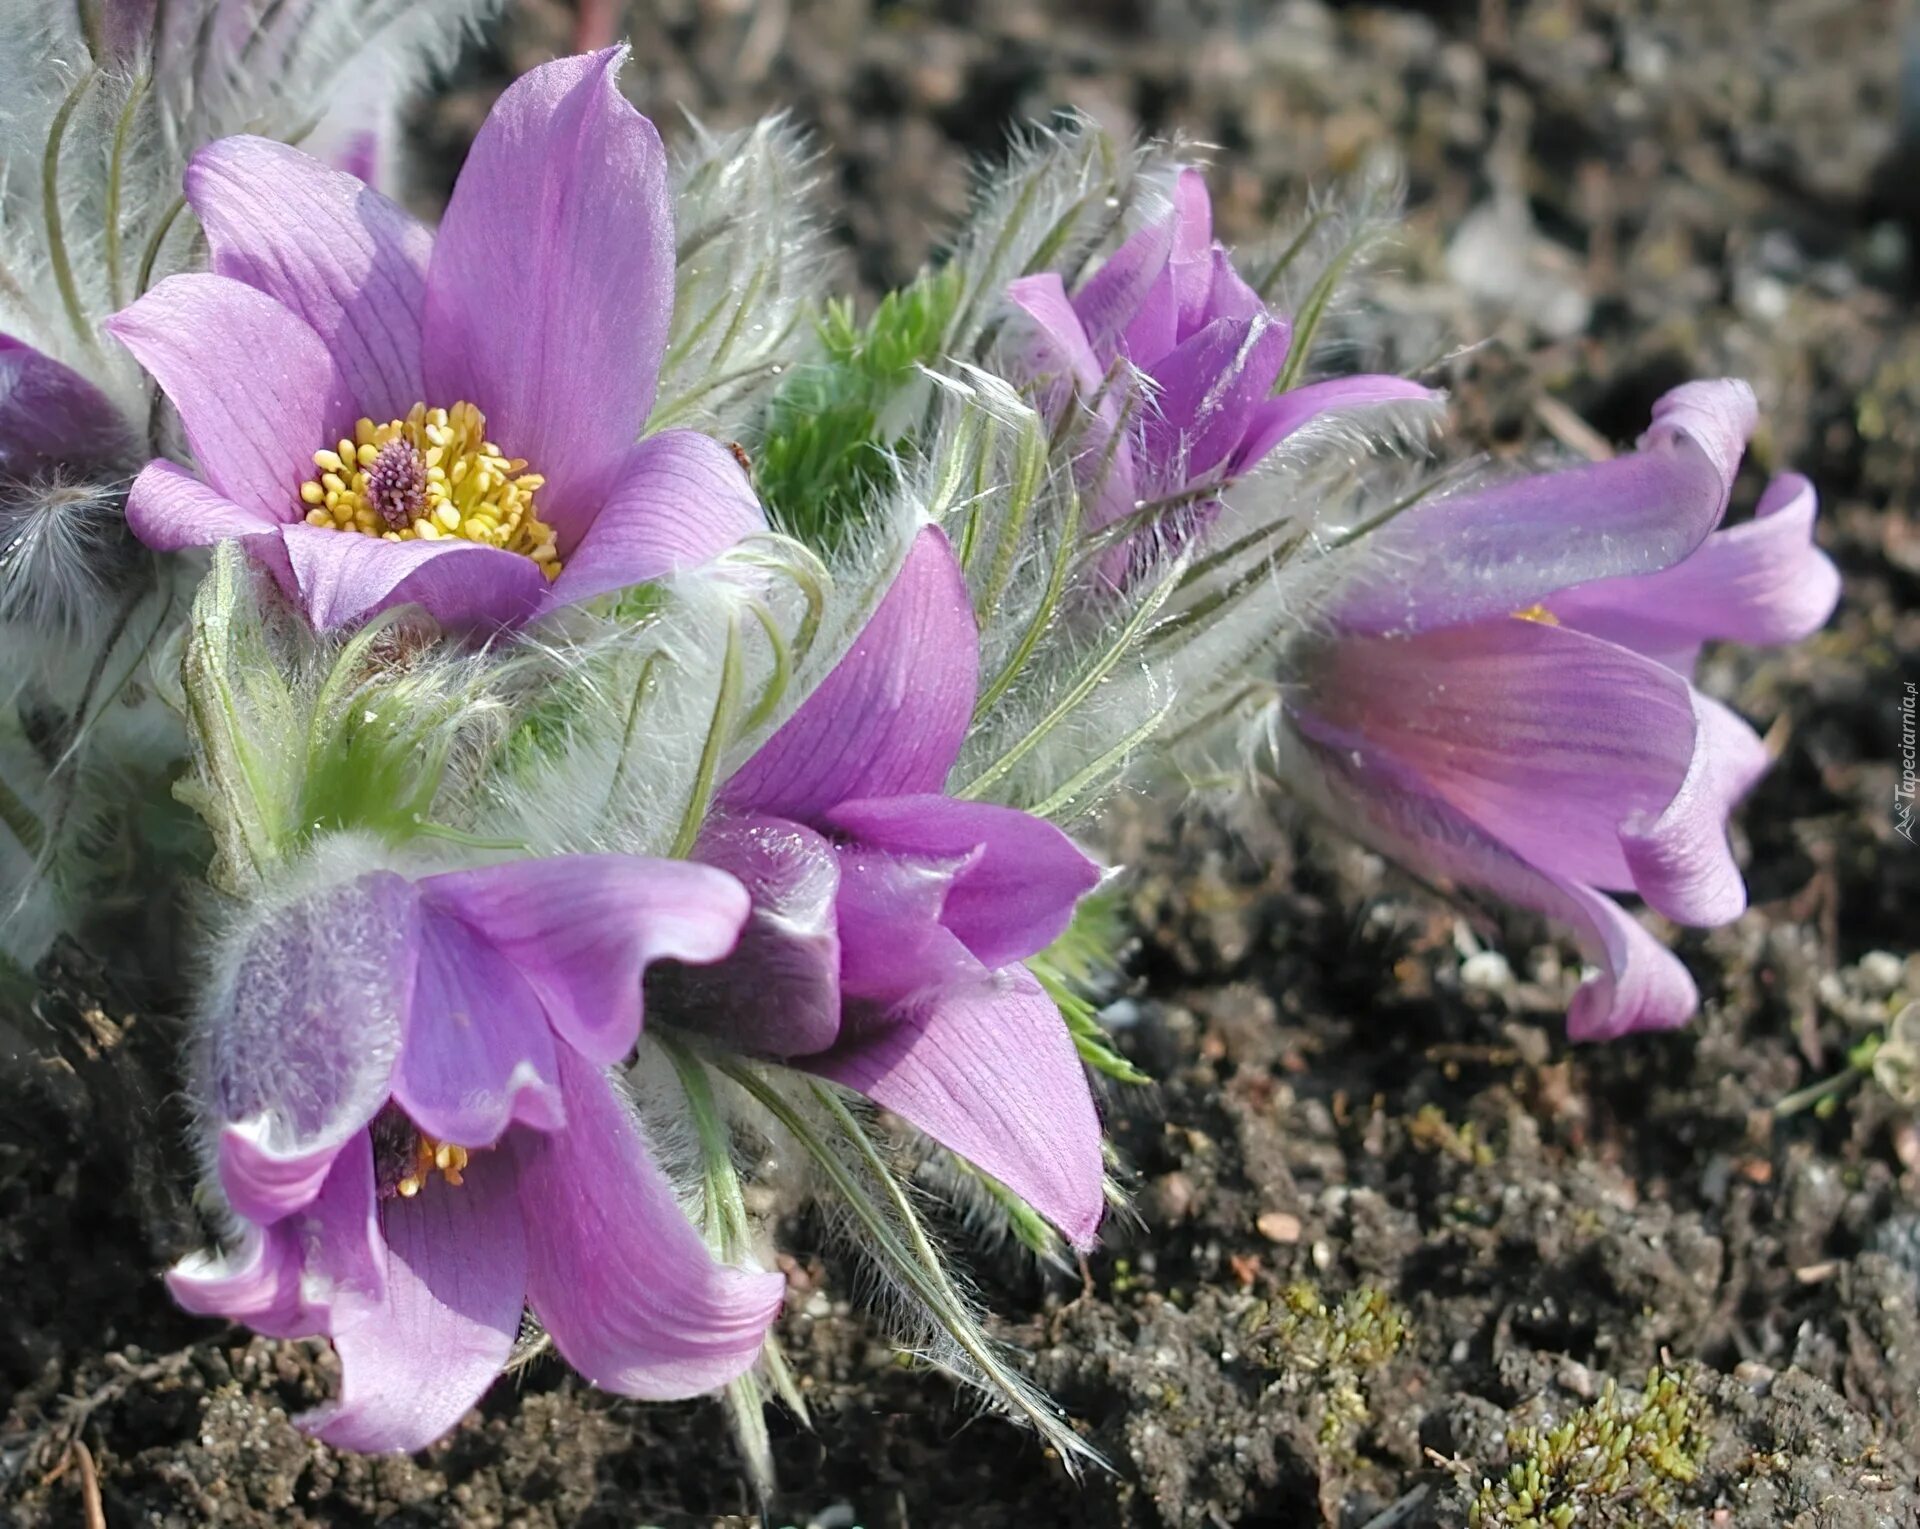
[394,1133,470,1198]
[298,401,562,580]
[1511,602,1560,625]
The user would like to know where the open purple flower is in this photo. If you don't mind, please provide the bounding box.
[661,526,1108,1247]
[1005,168,1432,580]
[105,49,763,632]
[168,853,784,1452]
[1284,381,1841,1040]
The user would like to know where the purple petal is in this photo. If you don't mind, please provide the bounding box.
[1304,619,1701,898]
[722,526,978,820]
[124,459,279,552]
[169,1132,386,1340]
[1073,209,1175,357]
[1201,247,1268,326]
[1334,379,1758,635]
[1232,374,1439,476]
[187,136,431,421]
[0,335,134,472]
[203,871,416,1222]
[419,855,751,1068]
[1287,713,1700,1040]
[549,430,765,605]
[1619,693,1769,926]
[824,794,1101,969]
[397,907,567,1148]
[1003,273,1137,536]
[808,969,1105,1248]
[671,815,844,1058]
[278,522,549,632]
[1550,473,1841,672]
[104,274,350,519]
[1141,314,1288,481]
[516,1048,786,1398]
[831,843,979,1007]
[303,1145,528,1453]
[423,49,673,537]
[1116,169,1215,361]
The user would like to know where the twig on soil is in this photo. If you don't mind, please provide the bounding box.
[1358,1485,1429,1529]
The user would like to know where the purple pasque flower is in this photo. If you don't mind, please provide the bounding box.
[168,853,785,1453]
[0,337,137,481]
[1283,380,1841,1041]
[105,49,764,633]
[661,525,1109,1247]
[1004,168,1432,580]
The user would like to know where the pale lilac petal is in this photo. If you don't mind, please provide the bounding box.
[808,970,1105,1248]
[278,522,549,632]
[823,794,1101,969]
[104,274,350,518]
[0,335,134,471]
[169,1134,385,1339]
[516,1048,786,1398]
[1287,713,1700,1039]
[1074,212,1175,355]
[204,872,415,1222]
[1162,169,1218,337]
[1202,248,1267,326]
[1232,375,1438,474]
[420,855,751,1067]
[722,526,978,820]
[1620,693,1769,926]
[1551,473,1841,672]
[831,844,977,1007]
[187,136,431,419]
[549,430,765,605]
[1335,379,1758,635]
[1141,314,1288,480]
[304,1145,528,1453]
[395,904,567,1148]
[125,459,278,552]
[423,49,672,535]
[1304,620,1700,895]
[1004,273,1137,535]
[1006,273,1106,394]
[670,815,844,1058]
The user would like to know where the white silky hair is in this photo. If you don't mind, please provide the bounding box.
[651,111,833,440]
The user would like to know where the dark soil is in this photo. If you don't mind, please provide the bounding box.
[6,1,1920,1525]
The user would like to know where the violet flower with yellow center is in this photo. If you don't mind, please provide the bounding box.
[105,49,763,632]
[1280,381,1841,1039]
[169,852,784,1453]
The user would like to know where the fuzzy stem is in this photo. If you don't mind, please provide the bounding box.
[44,69,103,355]
[970,482,1082,724]
[1023,699,1172,821]
[957,558,1182,802]
[668,611,745,858]
[1271,233,1364,396]
[105,75,150,312]
[135,195,188,298]
[715,1060,1095,1469]
[1255,209,1328,302]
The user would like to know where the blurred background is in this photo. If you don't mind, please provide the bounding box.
[7,2,1920,1525]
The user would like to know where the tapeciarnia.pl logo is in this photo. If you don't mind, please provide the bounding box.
[1898,681,1916,844]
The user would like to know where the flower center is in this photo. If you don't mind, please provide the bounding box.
[371,1109,471,1199]
[298,401,562,580]
[1511,603,1560,626]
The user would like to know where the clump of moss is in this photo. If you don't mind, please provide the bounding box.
[1408,1103,1496,1167]
[1469,1370,1708,1528]
[1245,1284,1408,1454]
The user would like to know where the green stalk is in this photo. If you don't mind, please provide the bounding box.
[105,75,149,309]
[43,69,101,353]
[668,614,745,858]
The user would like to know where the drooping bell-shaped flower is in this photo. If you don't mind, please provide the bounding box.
[1280,381,1841,1040]
[657,526,1108,1247]
[107,49,764,632]
[169,852,784,1452]
[1004,168,1433,581]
